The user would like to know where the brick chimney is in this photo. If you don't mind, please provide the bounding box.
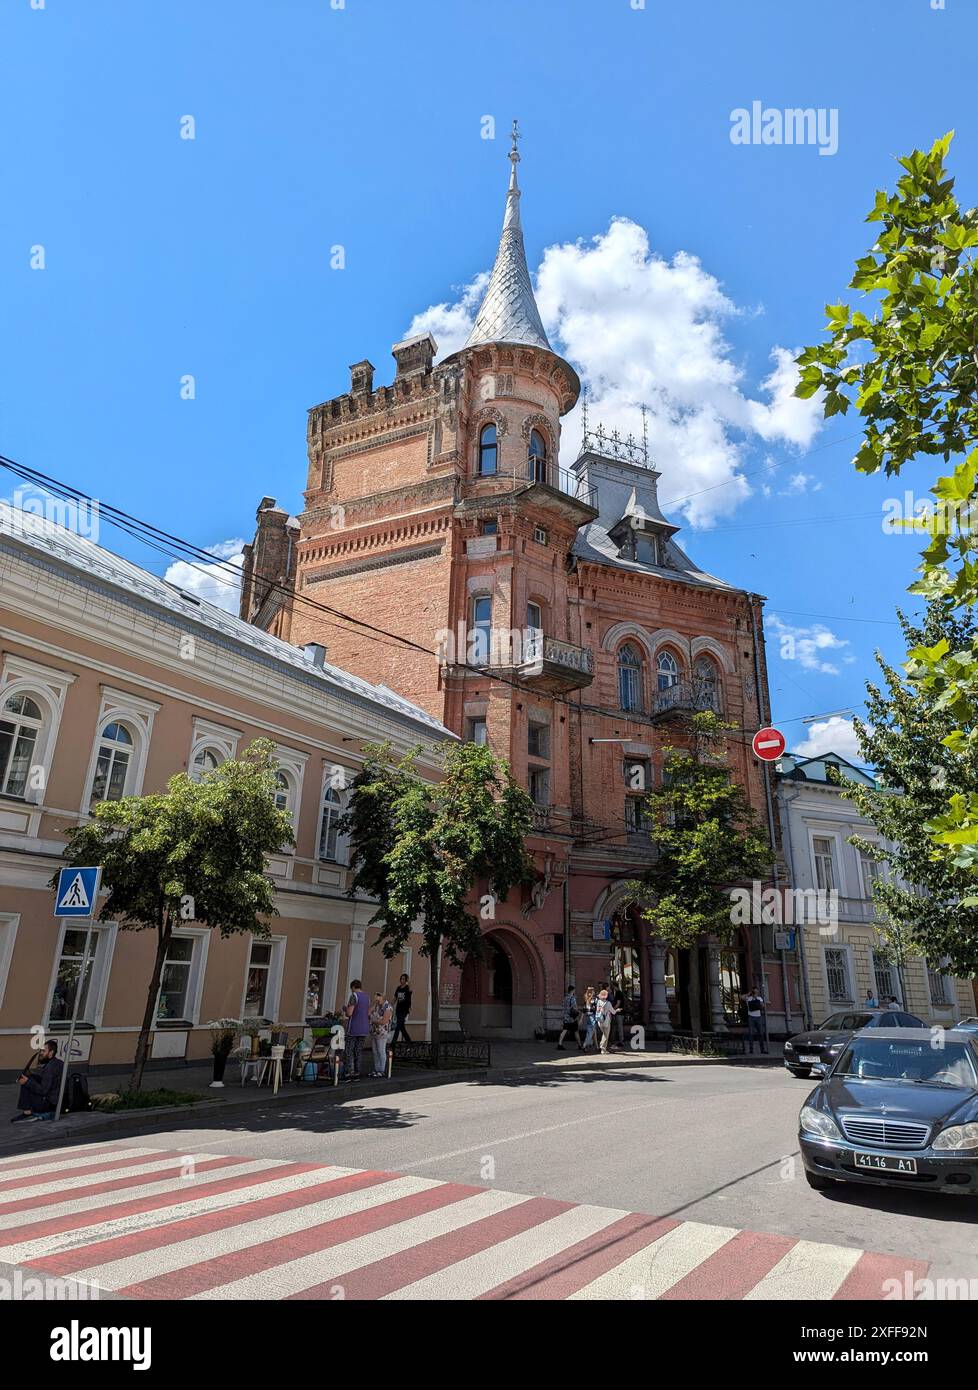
[391,333,437,380]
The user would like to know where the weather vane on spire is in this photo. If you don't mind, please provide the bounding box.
[510,118,521,164]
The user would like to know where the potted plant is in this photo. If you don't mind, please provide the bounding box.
[207,1018,242,1088]
[269,1022,289,1048]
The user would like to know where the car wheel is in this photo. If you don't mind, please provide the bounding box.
[805,1170,834,1191]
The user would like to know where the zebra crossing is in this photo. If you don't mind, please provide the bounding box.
[0,1140,929,1300]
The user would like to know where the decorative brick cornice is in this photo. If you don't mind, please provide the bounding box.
[303,541,446,587]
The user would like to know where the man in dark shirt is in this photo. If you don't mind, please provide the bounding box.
[392,974,412,1044]
[11,1041,63,1121]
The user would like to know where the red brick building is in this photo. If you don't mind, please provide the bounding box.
[241,134,802,1039]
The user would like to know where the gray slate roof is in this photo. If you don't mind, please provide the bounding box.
[0,504,451,739]
[464,153,551,353]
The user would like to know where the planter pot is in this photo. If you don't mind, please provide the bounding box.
[210,1052,230,1087]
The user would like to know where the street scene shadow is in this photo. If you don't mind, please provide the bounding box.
[814,1181,978,1225]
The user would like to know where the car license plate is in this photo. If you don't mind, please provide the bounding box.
[798,1054,821,1063]
[854,1152,918,1174]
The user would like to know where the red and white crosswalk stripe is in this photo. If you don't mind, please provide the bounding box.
[0,1141,928,1300]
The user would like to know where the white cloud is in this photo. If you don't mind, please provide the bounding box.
[779,470,822,496]
[405,272,489,361]
[766,613,853,676]
[164,538,245,615]
[406,217,824,526]
[793,715,864,763]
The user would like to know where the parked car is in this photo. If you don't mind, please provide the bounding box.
[783,1009,924,1078]
[799,1028,978,1197]
[953,1016,978,1038]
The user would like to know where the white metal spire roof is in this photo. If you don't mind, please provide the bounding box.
[464,121,551,353]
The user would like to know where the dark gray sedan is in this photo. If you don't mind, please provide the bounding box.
[783,1008,924,1078]
[799,1028,978,1197]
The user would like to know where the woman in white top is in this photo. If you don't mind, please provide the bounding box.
[369,993,393,1077]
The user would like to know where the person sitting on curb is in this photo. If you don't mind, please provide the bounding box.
[11,1041,63,1122]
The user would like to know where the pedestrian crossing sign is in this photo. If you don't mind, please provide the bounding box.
[54,866,102,918]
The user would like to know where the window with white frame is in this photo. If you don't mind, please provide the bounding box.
[859,849,882,899]
[812,836,837,894]
[89,721,135,808]
[618,644,643,712]
[927,960,951,1006]
[190,745,223,781]
[318,784,344,863]
[0,692,44,799]
[82,689,158,815]
[243,937,283,1019]
[0,913,20,1011]
[47,924,114,1027]
[656,650,680,693]
[157,936,195,1021]
[824,946,851,1003]
[471,594,492,665]
[0,657,74,807]
[274,769,296,822]
[305,942,339,1016]
[871,950,899,1005]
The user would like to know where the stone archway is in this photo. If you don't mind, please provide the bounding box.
[460,925,546,1039]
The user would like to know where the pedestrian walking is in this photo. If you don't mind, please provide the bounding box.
[369,992,393,1077]
[392,974,412,1044]
[743,986,767,1054]
[343,979,370,1080]
[581,986,598,1052]
[595,989,616,1054]
[557,985,580,1050]
[610,981,626,1050]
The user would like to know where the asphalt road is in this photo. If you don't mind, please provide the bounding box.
[82,1057,978,1287]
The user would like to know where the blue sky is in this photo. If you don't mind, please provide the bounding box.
[2,0,975,758]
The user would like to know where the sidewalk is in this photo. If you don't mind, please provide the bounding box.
[0,1038,783,1157]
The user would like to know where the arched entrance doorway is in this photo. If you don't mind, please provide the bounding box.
[459,927,544,1038]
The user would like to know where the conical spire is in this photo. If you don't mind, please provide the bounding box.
[464,121,551,353]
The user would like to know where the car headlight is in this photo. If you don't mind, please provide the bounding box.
[784,1042,795,1052]
[800,1105,842,1141]
[932,1123,978,1152]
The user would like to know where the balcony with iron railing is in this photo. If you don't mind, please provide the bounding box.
[507,629,595,694]
[651,677,723,720]
[459,458,598,520]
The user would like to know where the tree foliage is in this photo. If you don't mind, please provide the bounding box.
[629,712,771,950]
[795,131,978,863]
[340,739,535,1047]
[843,602,978,977]
[53,739,293,1089]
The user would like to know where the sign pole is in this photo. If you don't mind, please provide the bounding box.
[53,924,94,1123]
[51,865,102,1124]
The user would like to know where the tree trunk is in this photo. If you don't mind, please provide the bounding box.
[130,916,173,1092]
[429,947,440,1066]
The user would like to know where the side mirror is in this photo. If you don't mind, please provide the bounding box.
[810,1063,827,1078]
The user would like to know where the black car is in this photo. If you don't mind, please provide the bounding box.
[783,1008,924,1078]
[799,1028,978,1197]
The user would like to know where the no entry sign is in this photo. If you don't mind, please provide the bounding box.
[752,727,786,762]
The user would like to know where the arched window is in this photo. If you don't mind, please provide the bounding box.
[471,594,492,665]
[693,654,721,711]
[274,769,294,817]
[190,746,223,782]
[528,429,547,484]
[0,692,44,799]
[318,785,343,863]
[478,423,498,476]
[617,644,643,712]
[656,650,680,693]
[90,721,134,808]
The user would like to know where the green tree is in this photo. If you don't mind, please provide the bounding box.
[795,131,978,863]
[629,712,771,950]
[843,601,978,978]
[340,740,534,1050]
[52,739,293,1090]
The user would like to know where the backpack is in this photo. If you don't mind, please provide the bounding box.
[65,1072,92,1113]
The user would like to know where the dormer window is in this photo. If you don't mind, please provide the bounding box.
[479,424,498,477]
[528,429,547,484]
